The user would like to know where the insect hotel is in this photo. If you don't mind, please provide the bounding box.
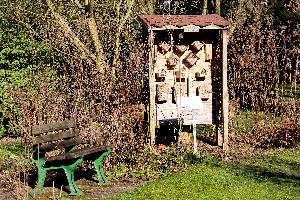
[140,15,230,151]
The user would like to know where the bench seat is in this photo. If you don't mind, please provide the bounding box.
[31,119,112,196]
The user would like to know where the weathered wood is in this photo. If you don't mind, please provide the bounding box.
[32,119,76,135]
[149,29,156,145]
[33,129,78,145]
[205,44,213,60]
[30,118,112,196]
[221,30,229,151]
[39,137,82,152]
[143,20,230,148]
[47,146,108,161]
[295,56,298,95]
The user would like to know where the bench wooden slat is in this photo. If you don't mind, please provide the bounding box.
[47,146,109,161]
[33,129,78,145]
[39,137,83,152]
[32,119,76,135]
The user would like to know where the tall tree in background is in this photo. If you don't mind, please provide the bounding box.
[215,0,221,14]
[202,0,208,14]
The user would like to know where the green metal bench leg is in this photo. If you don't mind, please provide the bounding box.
[94,148,111,185]
[31,158,48,195]
[63,158,83,196]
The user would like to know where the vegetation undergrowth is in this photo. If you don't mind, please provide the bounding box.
[0,138,33,194]
[111,148,300,200]
[109,145,204,182]
[0,142,25,171]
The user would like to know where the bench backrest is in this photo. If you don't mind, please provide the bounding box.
[32,119,82,159]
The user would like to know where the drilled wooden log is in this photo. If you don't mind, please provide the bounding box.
[190,41,204,51]
[184,52,198,67]
[175,45,188,54]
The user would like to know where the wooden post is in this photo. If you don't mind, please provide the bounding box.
[221,29,229,151]
[149,29,156,145]
[295,56,298,95]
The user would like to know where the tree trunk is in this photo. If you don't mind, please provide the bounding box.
[215,0,221,15]
[202,0,208,15]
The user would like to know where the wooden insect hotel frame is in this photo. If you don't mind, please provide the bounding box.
[140,15,230,150]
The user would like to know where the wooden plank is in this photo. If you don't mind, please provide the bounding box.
[33,129,78,145]
[32,119,76,135]
[47,146,109,161]
[39,137,82,152]
[149,29,156,145]
[221,30,229,151]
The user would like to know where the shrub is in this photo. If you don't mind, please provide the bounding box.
[110,145,204,182]
[0,33,53,137]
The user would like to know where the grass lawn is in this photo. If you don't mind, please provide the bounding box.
[110,149,300,200]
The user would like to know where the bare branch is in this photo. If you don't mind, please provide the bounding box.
[112,0,135,80]
[202,0,208,15]
[215,0,220,15]
[86,0,107,73]
[73,0,83,9]
[46,0,96,60]
[228,0,247,39]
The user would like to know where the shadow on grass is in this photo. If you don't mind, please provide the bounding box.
[221,155,300,187]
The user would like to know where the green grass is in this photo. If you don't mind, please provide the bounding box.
[0,141,28,172]
[231,110,282,134]
[110,149,300,200]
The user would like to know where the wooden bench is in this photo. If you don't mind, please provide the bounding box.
[31,119,111,196]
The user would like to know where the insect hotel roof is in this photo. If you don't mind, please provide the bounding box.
[140,14,230,30]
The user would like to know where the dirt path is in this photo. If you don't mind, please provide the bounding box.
[0,179,144,200]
